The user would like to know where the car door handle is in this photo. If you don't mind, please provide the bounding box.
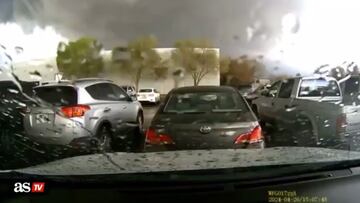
[103,107,111,112]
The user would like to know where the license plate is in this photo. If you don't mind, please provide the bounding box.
[35,114,52,124]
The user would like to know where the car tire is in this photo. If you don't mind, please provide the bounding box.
[110,113,144,153]
[95,124,113,153]
[133,112,145,152]
[294,118,317,147]
[267,121,295,147]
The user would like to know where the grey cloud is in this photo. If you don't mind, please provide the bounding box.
[19,0,301,56]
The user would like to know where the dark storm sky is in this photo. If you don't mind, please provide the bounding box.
[37,0,301,56]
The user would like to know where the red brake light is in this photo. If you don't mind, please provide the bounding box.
[61,105,90,118]
[146,128,174,145]
[234,126,263,144]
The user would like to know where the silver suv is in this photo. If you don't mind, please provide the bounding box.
[23,78,144,153]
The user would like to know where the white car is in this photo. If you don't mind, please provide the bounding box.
[137,88,161,104]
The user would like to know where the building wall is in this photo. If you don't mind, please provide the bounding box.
[106,69,220,94]
[11,58,57,81]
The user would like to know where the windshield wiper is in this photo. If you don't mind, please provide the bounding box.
[179,111,207,114]
[164,110,207,114]
[212,109,242,113]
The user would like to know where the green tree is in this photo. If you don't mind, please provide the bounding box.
[112,36,162,90]
[172,40,219,86]
[219,55,269,86]
[56,37,104,78]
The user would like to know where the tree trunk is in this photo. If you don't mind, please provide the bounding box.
[135,68,142,91]
[174,79,179,88]
[193,76,198,86]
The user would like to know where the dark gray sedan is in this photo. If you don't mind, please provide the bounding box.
[145,86,264,151]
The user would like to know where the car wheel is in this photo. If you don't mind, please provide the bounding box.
[136,112,144,131]
[96,124,113,153]
[131,112,144,152]
[267,121,295,147]
[111,113,144,152]
[294,118,317,147]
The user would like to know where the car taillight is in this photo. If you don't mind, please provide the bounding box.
[61,105,90,118]
[234,125,262,144]
[336,113,347,134]
[146,128,174,145]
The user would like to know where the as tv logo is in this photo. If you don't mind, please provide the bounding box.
[14,182,45,193]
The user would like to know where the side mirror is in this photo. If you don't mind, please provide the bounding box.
[260,89,277,97]
[268,91,277,97]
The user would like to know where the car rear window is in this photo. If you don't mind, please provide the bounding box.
[163,91,249,113]
[298,79,341,97]
[139,89,153,93]
[34,86,77,106]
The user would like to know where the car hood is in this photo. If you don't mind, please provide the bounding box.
[8,147,360,176]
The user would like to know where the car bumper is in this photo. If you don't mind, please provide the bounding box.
[137,97,158,103]
[236,141,265,149]
[144,141,265,152]
[24,120,93,146]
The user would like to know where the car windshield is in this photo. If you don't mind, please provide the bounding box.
[163,91,247,113]
[2,0,360,186]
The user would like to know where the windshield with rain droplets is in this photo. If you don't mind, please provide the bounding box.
[1,0,360,179]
